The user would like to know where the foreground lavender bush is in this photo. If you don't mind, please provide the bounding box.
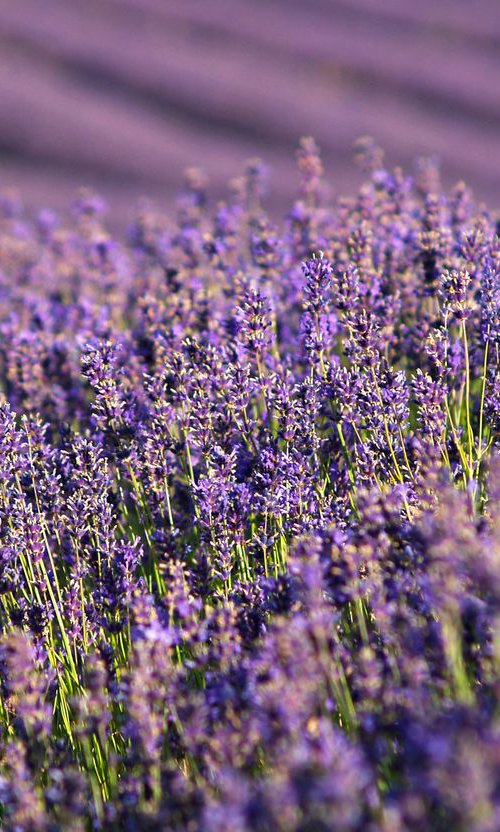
[0,138,499,830]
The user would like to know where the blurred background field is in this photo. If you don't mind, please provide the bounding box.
[1,0,499,223]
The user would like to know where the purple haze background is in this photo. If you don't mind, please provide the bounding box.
[1,0,499,223]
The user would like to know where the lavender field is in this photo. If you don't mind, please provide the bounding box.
[1,0,500,222]
[0,3,500,831]
[0,135,498,830]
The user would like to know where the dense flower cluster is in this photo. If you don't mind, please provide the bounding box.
[0,138,499,831]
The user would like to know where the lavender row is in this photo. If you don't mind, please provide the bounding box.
[0,138,499,830]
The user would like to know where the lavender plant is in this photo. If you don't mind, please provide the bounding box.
[0,140,499,831]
